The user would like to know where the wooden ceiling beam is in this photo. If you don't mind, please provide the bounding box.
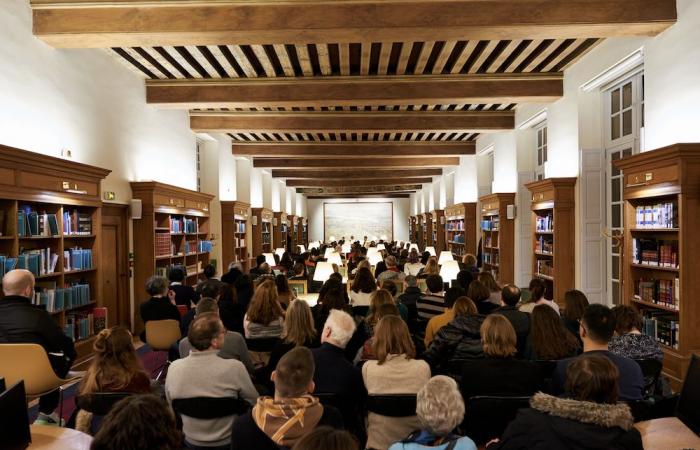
[286,178,432,187]
[254,157,459,169]
[272,169,443,179]
[147,74,562,108]
[308,194,411,199]
[299,188,418,195]
[191,111,513,133]
[32,0,676,48]
[233,142,474,157]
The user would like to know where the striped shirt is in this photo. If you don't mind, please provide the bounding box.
[417,293,446,320]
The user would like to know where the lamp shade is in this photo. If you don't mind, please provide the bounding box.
[437,251,454,265]
[274,248,285,259]
[309,241,319,250]
[439,260,461,282]
[425,246,436,256]
[376,243,386,251]
[297,245,306,253]
[326,252,343,266]
[368,253,383,266]
[313,261,335,282]
[329,236,336,242]
[323,247,335,259]
[341,243,351,253]
[263,253,276,266]
[409,243,419,252]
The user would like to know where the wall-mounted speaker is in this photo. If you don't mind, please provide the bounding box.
[507,204,516,220]
[130,199,142,219]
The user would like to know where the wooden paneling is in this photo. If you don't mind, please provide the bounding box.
[234,142,474,157]
[445,202,477,257]
[221,200,250,272]
[251,207,273,257]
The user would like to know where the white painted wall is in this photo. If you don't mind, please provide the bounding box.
[307,197,410,242]
[454,155,478,203]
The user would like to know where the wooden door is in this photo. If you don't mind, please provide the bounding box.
[101,204,130,328]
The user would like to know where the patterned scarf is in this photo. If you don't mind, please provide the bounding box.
[252,395,324,447]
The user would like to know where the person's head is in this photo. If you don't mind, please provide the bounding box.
[452,296,478,317]
[272,347,315,398]
[228,261,244,272]
[380,279,397,297]
[283,299,316,346]
[501,284,521,307]
[219,282,238,306]
[293,262,306,276]
[318,278,343,302]
[80,326,144,395]
[195,297,218,316]
[425,274,444,294]
[528,278,547,301]
[481,314,517,358]
[367,289,395,327]
[407,252,419,264]
[581,304,616,346]
[203,264,216,280]
[197,280,221,300]
[188,312,225,351]
[90,395,182,450]
[467,280,490,303]
[291,426,358,450]
[329,272,343,283]
[611,305,642,335]
[456,270,473,291]
[565,353,620,404]
[321,309,356,349]
[247,279,284,325]
[280,252,293,265]
[168,266,185,283]
[276,273,290,294]
[351,267,376,294]
[2,269,35,298]
[416,376,465,437]
[444,286,466,309]
[145,275,169,297]
[259,262,271,274]
[531,304,581,360]
[404,275,418,289]
[372,315,415,364]
[423,258,439,275]
[384,255,397,268]
[478,272,500,292]
[256,254,266,267]
[462,254,477,269]
[420,251,431,265]
[563,290,590,323]
[376,303,400,319]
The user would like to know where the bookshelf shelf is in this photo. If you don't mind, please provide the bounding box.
[408,216,418,245]
[273,211,289,252]
[221,201,251,273]
[479,193,515,285]
[252,207,274,258]
[526,178,576,305]
[615,143,700,389]
[421,213,432,248]
[444,202,477,259]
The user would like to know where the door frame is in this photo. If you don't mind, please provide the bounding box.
[101,203,130,328]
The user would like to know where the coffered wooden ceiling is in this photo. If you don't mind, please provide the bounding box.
[29,0,677,197]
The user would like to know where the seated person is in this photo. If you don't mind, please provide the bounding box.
[379,279,409,321]
[356,303,402,363]
[169,266,199,309]
[377,255,406,283]
[166,313,258,450]
[249,254,268,279]
[289,262,308,280]
[0,269,76,424]
[403,251,425,277]
[468,280,499,315]
[460,315,541,399]
[553,304,644,401]
[90,395,183,450]
[292,426,358,450]
[231,347,344,450]
[488,354,642,450]
[398,275,422,332]
[390,376,477,450]
[417,258,439,279]
[518,278,559,315]
[275,274,296,310]
[178,298,254,374]
[424,287,466,347]
[198,263,224,294]
[349,267,376,307]
[417,274,446,320]
[523,304,581,361]
[139,275,181,343]
[492,285,530,356]
[609,305,663,362]
[562,290,589,344]
[244,279,284,340]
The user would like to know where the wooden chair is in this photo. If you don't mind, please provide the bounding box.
[145,319,181,380]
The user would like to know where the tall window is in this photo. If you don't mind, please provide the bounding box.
[196,140,202,192]
[535,123,547,180]
[604,72,644,304]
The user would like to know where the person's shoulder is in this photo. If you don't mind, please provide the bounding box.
[319,404,344,428]
[226,330,246,343]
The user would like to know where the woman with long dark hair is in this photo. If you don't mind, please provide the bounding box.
[524,304,581,361]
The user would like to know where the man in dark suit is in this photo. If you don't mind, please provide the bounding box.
[168,266,198,309]
[493,285,530,356]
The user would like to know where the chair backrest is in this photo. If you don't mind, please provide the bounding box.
[76,392,133,416]
[352,305,369,319]
[245,337,280,352]
[0,344,65,396]
[314,392,342,410]
[0,377,5,392]
[635,358,663,397]
[676,353,700,434]
[366,394,417,418]
[171,397,251,419]
[0,380,31,450]
[464,395,531,445]
[288,279,307,296]
[145,319,181,350]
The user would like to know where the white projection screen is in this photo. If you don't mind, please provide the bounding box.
[324,202,393,241]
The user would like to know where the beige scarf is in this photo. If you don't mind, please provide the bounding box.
[252,395,324,447]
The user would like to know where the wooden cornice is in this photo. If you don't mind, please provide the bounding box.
[233,142,474,158]
[31,0,676,48]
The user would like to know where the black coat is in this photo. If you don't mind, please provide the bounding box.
[398,286,422,332]
[492,306,530,356]
[490,393,643,450]
[139,296,181,342]
[169,283,199,308]
[460,357,542,400]
[423,314,485,371]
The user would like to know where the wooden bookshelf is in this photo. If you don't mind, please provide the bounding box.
[221,201,250,273]
[130,182,214,335]
[614,143,700,389]
[421,213,433,248]
[288,215,298,251]
[409,216,418,244]
[298,217,308,249]
[0,144,110,365]
[479,193,516,285]
[525,178,576,305]
[431,210,445,252]
[252,207,273,258]
[416,214,425,250]
[273,211,288,252]
[444,202,477,258]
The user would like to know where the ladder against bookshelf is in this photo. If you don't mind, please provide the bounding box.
[130,182,214,335]
[273,212,288,252]
[421,213,433,248]
[221,201,250,273]
[614,143,700,389]
[431,210,446,252]
[0,144,110,365]
[525,178,576,306]
[444,203,477,259]
[252,207,273,258]
[479,193,516,286]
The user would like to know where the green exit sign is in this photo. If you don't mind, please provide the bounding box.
[104,191,116,201]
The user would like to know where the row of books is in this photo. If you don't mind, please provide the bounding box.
[0,248,91,277]
[483,252,499,265]
[155,232,172,257]
[450,234,465,244]
[235,221,246,233]
[64,307,107,342]
[17,209,59,237]
[536,236,554,254]
[33,283,91,313]
[642,311,679,349]
[535,214,554,232]
[63,210,92,235]
[235,237,246,248]
[171,218,198,234]
[446,220,465,231]
[536,260,554,277]
[631,238,679,268]
[481,218,499,231]
[65,248,93,271]
[637,278,679,310]
[634,202,676,229]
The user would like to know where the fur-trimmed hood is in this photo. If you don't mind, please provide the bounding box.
[530,392,635,431]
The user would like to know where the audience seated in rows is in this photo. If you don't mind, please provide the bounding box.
[561,289,589,344]
[244,279,284,340]
[416,275,446,320]
[166,313,258,450]
[468,280,499,315]
[169,267,199,310]
[492,285,530,356]
[477,272,502,305]
[139,275,180,344]
[609,304,664,362]
[488,353,642,450]
[518,278,559,315]
[523,304,581,361]
[403,251,424,277]
[350,267,377,307]
[424,287,465,347]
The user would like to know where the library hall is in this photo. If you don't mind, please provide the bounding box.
[2,0,700,449]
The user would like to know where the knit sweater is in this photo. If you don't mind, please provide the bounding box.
[165,350,259,447]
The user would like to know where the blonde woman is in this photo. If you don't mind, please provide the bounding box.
[418,257,440,279]
[244,279,284,339]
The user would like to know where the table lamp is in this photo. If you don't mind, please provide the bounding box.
[326,252,343,266]
[313,261,335,282]
[274,248,285,259]
[297,245,306,253]
[368,252,383,266]
[341,243,351,254]
[263,253,276,266]
[439,260,461,283]
[409,243,419,252]
[425,246,436,256]
[438,251,454,265]
[376,243,386,250]
[323,247,335,259]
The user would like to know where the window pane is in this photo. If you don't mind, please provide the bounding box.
[612,152,621,176]
[543,144,548,162]
[611,115,620,140]
[612,179,621,202]
[612,89,621,114]
[612,281,620,305]
[623,110,633,136]
[538,149,542,165]
[538,130,542,147]
[612,255,620,280]
[543,127,547,145]
[612,204,621,228]
[623,82,632,109]
[623,148,632,158]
